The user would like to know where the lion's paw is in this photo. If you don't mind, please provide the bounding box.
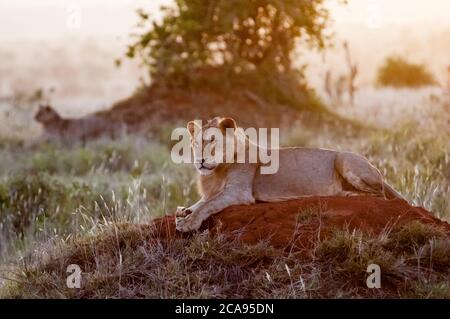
[175,206,192,218]
[175,214,203,233]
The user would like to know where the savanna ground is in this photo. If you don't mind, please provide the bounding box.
[0,85,449,298]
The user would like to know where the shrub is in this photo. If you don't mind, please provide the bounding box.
[376,56,436,88]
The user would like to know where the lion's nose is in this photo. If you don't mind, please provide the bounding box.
[195,158,205,165]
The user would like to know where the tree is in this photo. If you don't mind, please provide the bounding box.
[126,0,329,103]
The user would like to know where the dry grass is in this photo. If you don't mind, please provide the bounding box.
[1,220,449,299]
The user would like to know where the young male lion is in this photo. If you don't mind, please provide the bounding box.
[175,117,405,232]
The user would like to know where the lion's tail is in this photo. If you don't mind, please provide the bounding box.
[383,182,407,201]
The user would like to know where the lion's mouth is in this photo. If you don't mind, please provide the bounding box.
[199,163,215,171]
[198,166,214,175]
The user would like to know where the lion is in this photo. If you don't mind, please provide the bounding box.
[35,104,120,141]
[175,117,405,232]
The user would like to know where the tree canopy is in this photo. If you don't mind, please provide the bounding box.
[127,0,329,87]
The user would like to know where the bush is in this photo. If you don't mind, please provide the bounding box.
[376,56,436,88]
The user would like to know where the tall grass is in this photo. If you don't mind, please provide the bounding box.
[0,136,197,264]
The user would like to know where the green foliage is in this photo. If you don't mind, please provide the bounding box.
[376,56,436,88]
[128,0,328,79]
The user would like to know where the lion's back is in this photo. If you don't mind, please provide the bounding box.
[42,117,118,140]
[253,147,342,201]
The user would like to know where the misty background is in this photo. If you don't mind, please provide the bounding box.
[1,0,450,120]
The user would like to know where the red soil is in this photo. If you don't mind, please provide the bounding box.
[150,196,450,252]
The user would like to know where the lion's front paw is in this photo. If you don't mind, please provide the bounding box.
[175,213,204,233]
[175,206,192,218]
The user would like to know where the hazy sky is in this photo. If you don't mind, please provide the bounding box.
[1,0,450,40]
[0,0,163,40]
[329,0,450,26]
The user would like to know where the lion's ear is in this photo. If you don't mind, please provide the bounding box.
[187,121,196,137]
[187,120,202,137]
[219,117,236,132]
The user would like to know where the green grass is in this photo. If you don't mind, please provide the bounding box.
[0,136,198,264]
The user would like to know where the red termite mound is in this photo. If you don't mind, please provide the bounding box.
[150,196,450,251]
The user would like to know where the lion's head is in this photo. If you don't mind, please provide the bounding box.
[187,117,239,176]
[34,105,61,124]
